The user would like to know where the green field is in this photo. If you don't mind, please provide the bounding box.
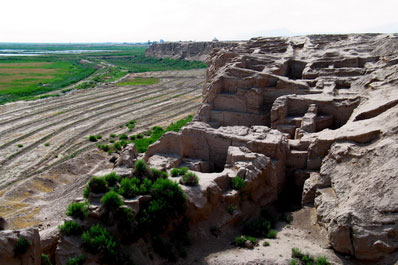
[0,44,207,105]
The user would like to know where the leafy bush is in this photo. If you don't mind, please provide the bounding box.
[81,224,118,261]
[263,241,270,247]
[180,171,199,186]
[66,255,86,265]
[66,201,89,220]
[119,134,128,140]
[232,176,245,191]
[14,237,31,257]
[96,135,102,139]
[41,253,52,265]
[242,216,277,239]
[88,135,97,142]
[104,172,120,187]
[110,133,116,138]
[138,178,185,231]
[101,191,124,210]
[82,186,90,199]
[113,141,122,151]
[59,220,83,236]
[266,229,278,239]
[17,144,23,148]
[138,178,153,194]
[44,142,50,147]
[88,176,108,194]
[290,248,330,265]
[133,159,149,178]
[234,235,257,248]
[119,178,139,198]
[151,168,168,179]
[170,167,188,177]
[116,207,137,244]
[129,135,136,140]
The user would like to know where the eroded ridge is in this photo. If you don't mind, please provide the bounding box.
[145,34,398,262]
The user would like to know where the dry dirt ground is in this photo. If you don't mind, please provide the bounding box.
[0,69,205,229]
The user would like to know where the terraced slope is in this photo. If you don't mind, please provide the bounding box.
[0,69,205,229]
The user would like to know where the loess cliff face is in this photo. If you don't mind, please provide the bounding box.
[145,41,239,62]
[146,34,398,262]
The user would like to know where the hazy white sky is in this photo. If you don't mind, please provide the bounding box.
[1,0,397,43]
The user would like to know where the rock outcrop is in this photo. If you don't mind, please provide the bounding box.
[0,228,41,265]
[145,41,240,62]
[145,33,398,262]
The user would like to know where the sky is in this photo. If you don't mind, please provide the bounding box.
[1,0,398,43]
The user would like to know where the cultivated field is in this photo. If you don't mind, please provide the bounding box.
[0,69,205,229]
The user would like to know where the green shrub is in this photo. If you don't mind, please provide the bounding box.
[138,178,153,194]
[315,256,330,265]
[109,139,115,143]
[151,168,168,179]
[104,172,120,187]
[180,171,199,186]
[113,142,122,151]
[82,186,90,198]
[41,253,52,265]
[134,159,148,178]
[119,134,128,140]
[44,142,50,147]
[14,237,31,257]
[96,135,102,139]
[242,217,271,237]
[291,248,304,259]
[59,220,83,236]
[170,167,188,177]
[17,144,23,148]
[232,176,245,191]
[88,135,97,142]
[136,133,143,139]
[81,224,118,261]
[234,235,257,248]
[263,241,270,247]
[66,201,89,220]
[120,139,128,147]
[138,178,185,230]
[129,135,136,140]
[110,133,116,138]
[66,255,86,265]
[266,229,278,239]
[116,207,137,244]
[290,248,330,265]
[98,144,110,152]
[290,260,299,265]
[119,178,139,198]
[88,176,108,194]
[101,191,124,209]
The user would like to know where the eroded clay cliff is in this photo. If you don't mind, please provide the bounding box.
[145,41,240,62]
[145,34,398,262]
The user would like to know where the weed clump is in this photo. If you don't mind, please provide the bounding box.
[104,172,120,187]
[151,168,168,179]
[88,135,97,142]
[101,191,124,210]
[242,216,277,239]
[87,176,108,194]
[119,134,128,140]
[232,176,245,191]
[180,171,199,186]
[290,248,330,265]
[59,220,83,236]
[81,224,118,262]
[41,253,52,265]
[170,167,188,177]
[66,201,89,220]
[66,255,86,265]
[119,178,139,198]
[14,237,31,257]
[234,235,257,248]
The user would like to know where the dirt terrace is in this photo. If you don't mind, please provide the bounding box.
[0,69,205,229]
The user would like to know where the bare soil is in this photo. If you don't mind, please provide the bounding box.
[0,69,205,229]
